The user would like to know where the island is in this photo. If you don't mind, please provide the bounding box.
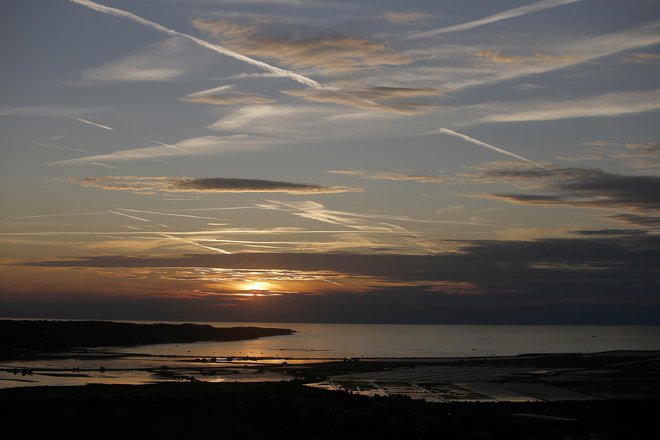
[0,320,293,354]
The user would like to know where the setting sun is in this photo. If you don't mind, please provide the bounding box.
[242,281,272,292]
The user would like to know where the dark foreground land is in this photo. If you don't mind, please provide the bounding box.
[0,320,293,354]
[0,381,657,440]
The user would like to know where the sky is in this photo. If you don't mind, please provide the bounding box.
[1,0,659,324]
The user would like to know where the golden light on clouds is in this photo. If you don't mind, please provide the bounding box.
[241,281,273,292]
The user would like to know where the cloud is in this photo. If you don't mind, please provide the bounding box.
[398,22,660,94]
[477,167,660,211]
[628,52,660,64]
[329,169,449,183]
[69,0,321,88]
[194,0,345,7]
[180,84,275,106]
[206,104,397,136]
[14,233,659,324]
[255,200,445,253]
[572,229,648,237]
[606,213,660,229]
[282,86,439,114]
[570,140,660,170]
[475,90,660,123]
[472,49,577,65]
[383,11,431,25]
[50,135,255,165]
[74,176,358,194]
[193,18,410,75]
[625,142,660,154]
[407,0,582,39]
[81,38,187,82]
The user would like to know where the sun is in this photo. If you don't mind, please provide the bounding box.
[243,281,272,291]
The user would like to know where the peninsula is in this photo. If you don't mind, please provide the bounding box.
[0,320,293,354]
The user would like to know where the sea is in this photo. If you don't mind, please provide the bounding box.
[2,322,659,388]
[120,322,660,359]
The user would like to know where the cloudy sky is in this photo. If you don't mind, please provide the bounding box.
[1,0,659,323]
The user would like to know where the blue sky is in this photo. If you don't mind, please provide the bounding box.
[1,0,659,323]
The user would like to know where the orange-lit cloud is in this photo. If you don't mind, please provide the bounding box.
[193,18,411,75]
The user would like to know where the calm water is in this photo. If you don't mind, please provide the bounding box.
[3,322,659,388]
[119,322,660,359]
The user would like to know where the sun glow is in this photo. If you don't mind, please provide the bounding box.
[242,281,272,291]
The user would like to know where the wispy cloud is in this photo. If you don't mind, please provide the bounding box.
[150,140,188,153]
[628,52,660,64]
[475,89,660,123]
[606,213,660,229]
[50,135,254,165]
[398,22,660,94]
[282,86,439,114]
[81,38,187,82]
[329,169,449,183]
[180,84,274,106]
[472,49,577,65]
[407,0,582,39]
[383,10,432,25]
[574,140,660,170]
[437,128,546,168]
[74,176,358,194]
[256,200,444,253]
[193,18,410,76]
[69,0,321,88]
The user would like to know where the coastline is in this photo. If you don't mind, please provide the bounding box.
[0,319,294,355]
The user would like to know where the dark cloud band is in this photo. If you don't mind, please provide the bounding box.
[74,176,358,194]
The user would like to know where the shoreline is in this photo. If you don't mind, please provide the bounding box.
[0,319,294,355]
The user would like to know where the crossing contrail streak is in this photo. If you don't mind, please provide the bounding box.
[117,208,216,220]
[159,233,231,254]
[437,128,546,168]
[107,209,152,222]
[182,85,234,100]
[68,115,114,131]
[407,0,582,39]
[151,140,188,153]
[16,212,106,219]
[69,0,321,89]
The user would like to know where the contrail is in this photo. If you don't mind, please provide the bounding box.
[150,140,188,153]
[182,85,234,100]
[69,0,321,89]
[159,233,231,254]
[107,209,152,222]
[407,0,582,39]
[16,212,106,219]
[68,115,114,131]
[117,208,216,220]
[437,128,546,168]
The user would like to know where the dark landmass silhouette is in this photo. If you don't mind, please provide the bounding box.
[0,320,293,353]
[0,382,658,439]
